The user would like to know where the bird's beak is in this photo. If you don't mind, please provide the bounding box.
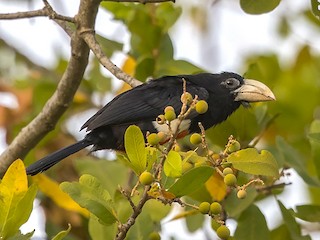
[234,79,276,102]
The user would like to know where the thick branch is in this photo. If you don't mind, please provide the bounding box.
[0,0,101,176]
[79,29,142,87]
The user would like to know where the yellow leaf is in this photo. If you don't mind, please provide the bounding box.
[167,209,198,222]
[121,56,136,76]
[73,91,88,104]
[0,159,29,238]
[32,174,89,217]
[1,159,27,193]
[205,173,227,201]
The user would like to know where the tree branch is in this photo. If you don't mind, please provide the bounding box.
[0,0,101,176]
[116,186,151,240]
[79,29,142,87]
[104,0,174,2]
[0,3,75,23]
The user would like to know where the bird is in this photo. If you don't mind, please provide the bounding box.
[26,72,275,175]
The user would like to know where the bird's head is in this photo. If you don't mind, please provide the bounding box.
[218,72,276,106]
[191,72,276,128]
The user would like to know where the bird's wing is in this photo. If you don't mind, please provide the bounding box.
[81,76,209,131]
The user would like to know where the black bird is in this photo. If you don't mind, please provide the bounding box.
[26,72,275,175]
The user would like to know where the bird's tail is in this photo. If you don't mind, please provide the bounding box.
[26,139,92,176]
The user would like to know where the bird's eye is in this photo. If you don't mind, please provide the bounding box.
[223,78,240,89]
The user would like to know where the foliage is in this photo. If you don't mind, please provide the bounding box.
[1,0,320,240]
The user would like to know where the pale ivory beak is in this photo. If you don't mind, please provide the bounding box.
[234,79,276,102]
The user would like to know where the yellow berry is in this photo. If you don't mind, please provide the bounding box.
[190,133,202,145]
[195,100,208,114]
[164,110,176,122]
[216,225,230,240]
[227,140,241,153]
[210,202,222,215]
[180,92,193,104]
[157,132,167,142]
[164,106,175,113]
[148,231,161,240]
[157,114,166,124]
[222,167,233,176]
[199,202,211,214]
[224,173,237,187]
[147,133,160,146]
[237,189,247,199]
[173,144,181,152]
[139,172,154,185]
[211,220,220,231]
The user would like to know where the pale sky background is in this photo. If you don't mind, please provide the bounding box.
[0,0,319,239]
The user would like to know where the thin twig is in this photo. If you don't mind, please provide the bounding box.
[79,28,142,88]
[0,0,75,23]
[116,186,151,240]
[105,0,175,3]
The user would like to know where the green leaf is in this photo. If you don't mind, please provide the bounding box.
[156,59,203,76]
[89,216,117,240]
[75,158,127,196]
[276,136,320,187]
[135,56,155,80]
[52,224,71,240]
[7,184,38,234]
[308,133,320,142]
[278,200,311,240]
[124,125,147,174]
[185,211,204,233]
[224,187,258,218]
[295,205,320,222]
[270,225,291,240]
[311,0,320,18]
[309,120,320,179]
[164,150,182,178]
[234,204,270,240]
[240,0,281,14]
[7,230,34,240]
[60,174,117,226]
[144,199,171,222]
[227,148,279,177]
[168,166,214,197]
[96,35,123,58]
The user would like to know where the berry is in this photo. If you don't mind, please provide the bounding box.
[237,189,247,199]
[164,110,176,122]
[198,202,210,214]
[210,202,222,215]
[173,144,181,152]
[222,167,233,176]
[180,92,193,104]
[164,106,175,113]
[211,220,220,231]
[139,172,154,185]
[157,114,165,124]
[216,225,230,240]
[157,132,167,142]
[227,140,241,153]
[224,173,237,187]
[147,133,160,146]
[190,133,202,145]
[148,231,161,240]
[195,100,208,114]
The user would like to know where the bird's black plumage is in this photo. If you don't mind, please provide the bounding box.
[26,72,275,175]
